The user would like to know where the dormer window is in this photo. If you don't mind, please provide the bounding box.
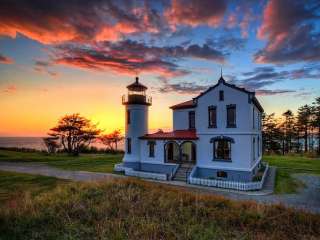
[227,104,236,128]
[219,90,224,101]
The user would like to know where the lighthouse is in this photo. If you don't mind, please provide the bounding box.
[122,77,151,163]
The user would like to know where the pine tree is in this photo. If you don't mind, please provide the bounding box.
[311,97,320,155]
[297,105,312,152]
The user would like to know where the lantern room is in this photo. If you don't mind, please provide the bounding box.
[122,77,152,105]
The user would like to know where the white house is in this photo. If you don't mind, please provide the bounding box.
[116,75,265,188]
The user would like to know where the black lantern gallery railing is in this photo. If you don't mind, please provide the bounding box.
[122,94,152,105]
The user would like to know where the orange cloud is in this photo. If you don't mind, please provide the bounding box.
[165,0,226,29]
[3,85,17,94]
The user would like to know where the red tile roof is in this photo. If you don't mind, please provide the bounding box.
[140,129,198,140]
[170,100,196,110]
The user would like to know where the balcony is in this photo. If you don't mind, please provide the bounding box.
[122,94,152,105]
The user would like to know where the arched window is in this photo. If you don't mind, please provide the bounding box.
[210,136,234,161]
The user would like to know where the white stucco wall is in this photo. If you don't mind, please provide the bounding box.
[123,104,148,162]
[172,109,194,130]
[140,140,165,164]
[170,81,263,172]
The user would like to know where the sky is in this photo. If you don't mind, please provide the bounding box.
[0,0,320,136]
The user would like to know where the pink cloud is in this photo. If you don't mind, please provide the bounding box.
[255,0,320,63]
[3,85,17,93]
[165,0,227,29]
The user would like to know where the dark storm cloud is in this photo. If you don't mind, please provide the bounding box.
[52,40,225,77]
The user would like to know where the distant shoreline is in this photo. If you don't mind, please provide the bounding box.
[0,137,124,151]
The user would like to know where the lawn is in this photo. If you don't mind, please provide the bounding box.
[0,178,319,239]
[0,149,122,173]
[263,154,320,194]
[1,149,319,194]
[0,170,68,203]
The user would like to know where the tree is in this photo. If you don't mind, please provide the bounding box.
[281,110,295,154]
[297,105,312,152]
[262,113,282,153]
[48,113,101,155]
[311,97,320,155]
[99,129,124,151]
[43,136,60,153]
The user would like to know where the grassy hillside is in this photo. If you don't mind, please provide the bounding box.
[0,171,68,203]
[0,178,319,240]
[0,149,122,173]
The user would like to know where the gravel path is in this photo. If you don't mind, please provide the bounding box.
[0,162,319,214]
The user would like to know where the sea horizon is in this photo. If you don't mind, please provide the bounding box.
[0,136,124,151]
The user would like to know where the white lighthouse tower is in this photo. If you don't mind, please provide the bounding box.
[122,77,151,164]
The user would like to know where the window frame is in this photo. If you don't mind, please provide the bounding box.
[219,90,224,101]
[148,141,156,158]
[212,139,232,161]
[252,108,255,129]
[226,104,236,128]
[217,171,227,178]
[208,105,217,128]
[127,138,131,154]
[253,137,256,161]
[188,111,195,129]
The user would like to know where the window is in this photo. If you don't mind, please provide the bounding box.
[127,110,131,124]
[217,171,227,178]
[252,108,255,129]
[253,137,255,161]
[148,141,155,157]
[208,106,217,128]
[257,136,260,157]
[227,104,236,127]
[219,90,224,101]
[214,140,231,160]
[189,111,195,129]
[127,138,131,154]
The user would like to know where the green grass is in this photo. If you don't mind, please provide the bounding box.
[1,149,319,194]
[0,178,319,240]
[0,171,68,203]
[0,149,122,173]
[263,154,320,194]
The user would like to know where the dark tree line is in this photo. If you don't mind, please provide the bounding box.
[263,97,320,155]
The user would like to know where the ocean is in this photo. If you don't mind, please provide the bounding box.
[0,137,124,151]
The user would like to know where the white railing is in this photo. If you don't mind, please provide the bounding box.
[114,163,129,172]
[189,164,269,191]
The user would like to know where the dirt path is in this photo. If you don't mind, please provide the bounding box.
[0,162,319,214]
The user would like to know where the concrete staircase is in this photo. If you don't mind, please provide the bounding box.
[173,163,194,182]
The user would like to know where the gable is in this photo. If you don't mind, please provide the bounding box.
[194,77,264,112]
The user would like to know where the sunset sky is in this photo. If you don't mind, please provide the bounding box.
[0,0,320,136]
